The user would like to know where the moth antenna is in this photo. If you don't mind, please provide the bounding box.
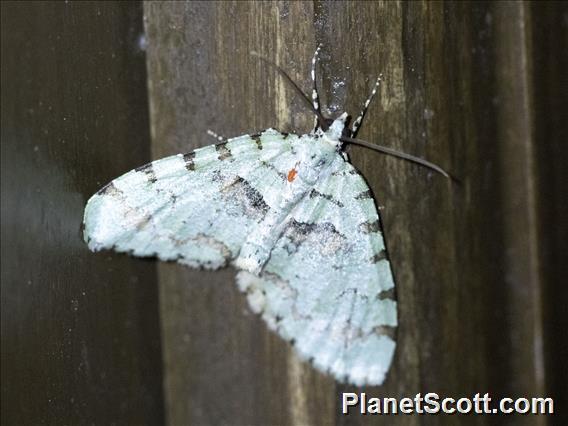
[352,75,382,138]
[250,50,329,131]
[340,135,455,181]
[311,44,323,132]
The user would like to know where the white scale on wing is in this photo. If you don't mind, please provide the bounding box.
[84,46,451,386]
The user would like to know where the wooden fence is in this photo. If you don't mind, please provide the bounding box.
[2,1,566,425]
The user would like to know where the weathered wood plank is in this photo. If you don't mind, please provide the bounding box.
[3,1,565,424]
[529,1,568,422]
[1,2,164,424]
[143,1,564,425]
[144,3,335,425]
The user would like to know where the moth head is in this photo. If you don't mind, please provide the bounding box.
[323,112,351,146]
[252,50,453,180]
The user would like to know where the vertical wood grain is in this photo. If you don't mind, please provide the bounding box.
[1,1,164,425]
[144,3,336,425]
[142,1,564,425]
[529,1,568,422]
[3,1,565,424]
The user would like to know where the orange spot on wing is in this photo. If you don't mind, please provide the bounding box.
[287,168,297,182]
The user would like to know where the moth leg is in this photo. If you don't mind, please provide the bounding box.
[351,74,382,137]
[206,129,227,143]
[311,44,322,132]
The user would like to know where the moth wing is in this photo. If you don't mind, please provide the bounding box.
[83,130,296,269]
[237,157,397,386]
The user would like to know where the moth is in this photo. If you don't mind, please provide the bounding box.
[83,46,450,386]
